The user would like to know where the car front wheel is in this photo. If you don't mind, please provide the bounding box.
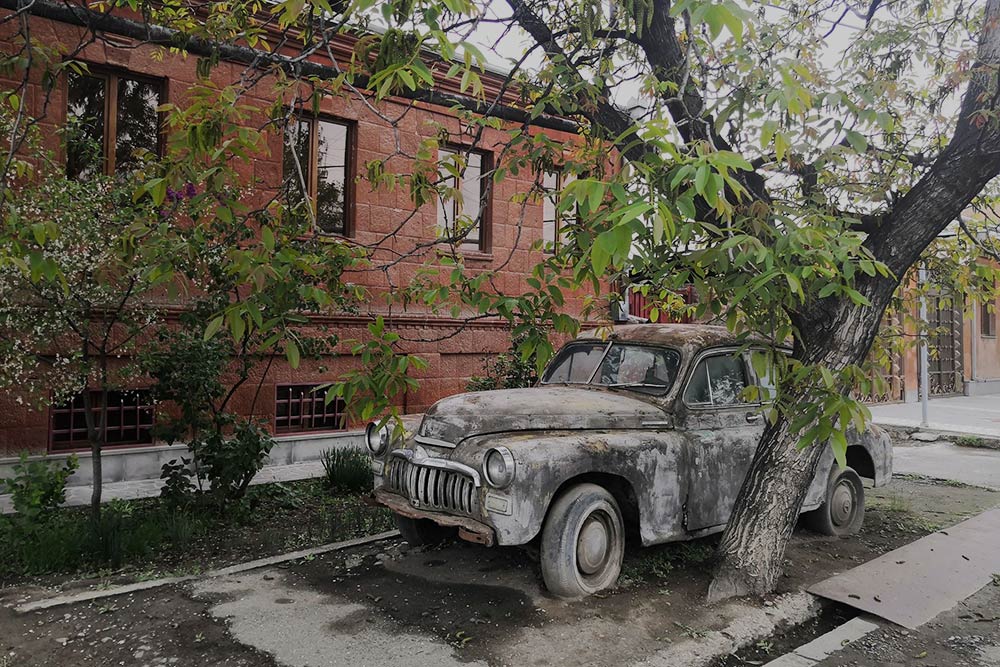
[805,466,865,536]
[540,483,625,598]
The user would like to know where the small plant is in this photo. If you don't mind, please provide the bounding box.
[992,573,1000,587]
[159,457,196,508]
[322,448,373,494]
[0,452,79,521]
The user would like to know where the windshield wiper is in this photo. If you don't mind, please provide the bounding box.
[604,382,668,390]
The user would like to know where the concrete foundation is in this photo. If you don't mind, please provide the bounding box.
[0,430,364,488]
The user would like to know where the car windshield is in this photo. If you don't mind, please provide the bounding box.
[541,342,682,395]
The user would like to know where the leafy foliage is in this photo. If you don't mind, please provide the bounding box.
[467,335,541,392]
[0,452,78,522]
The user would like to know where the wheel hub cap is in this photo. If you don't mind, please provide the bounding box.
[577,514,610,575]
[831,481,855,526]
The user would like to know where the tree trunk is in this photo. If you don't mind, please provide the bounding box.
[708,294,887,601]
[81,384,103,522]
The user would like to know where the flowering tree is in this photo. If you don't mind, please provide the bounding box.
[1,0,1000,600]
[0,171,174,520]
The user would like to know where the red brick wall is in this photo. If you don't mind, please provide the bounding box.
[0,12,604,455]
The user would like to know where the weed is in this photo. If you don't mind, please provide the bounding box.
[992,573,1000,586]
[756,639,774,654]
[622,540,716,582]
[955,436,987,448]
[322,448,373,494]
[673,622,707,639]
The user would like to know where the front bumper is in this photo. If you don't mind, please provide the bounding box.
[373,488,497,546]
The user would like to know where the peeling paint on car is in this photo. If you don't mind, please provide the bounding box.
[371,324,893,551]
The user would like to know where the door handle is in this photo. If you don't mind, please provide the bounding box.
[745,412,763,423]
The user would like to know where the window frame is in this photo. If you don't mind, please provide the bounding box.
[437,144,493,253]
[982,299,997,338]
[541,168,575,254]
[281,113,357,237]
[65,65,166,177]
[49,389,156,452]
[273,383,349,434]
[682,348,753,410]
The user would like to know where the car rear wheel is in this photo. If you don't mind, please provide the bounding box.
[394,514,455,546]
[805,467,865,536]
[540,483,625,598]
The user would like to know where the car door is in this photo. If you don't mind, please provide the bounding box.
[680,349,766,532]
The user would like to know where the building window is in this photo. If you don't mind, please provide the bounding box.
[983,299,997,337]
[282,116,354,235]
[274,384,348,433]
[66,69,163,179]
[50,390,155,451]
[542,169,574,253]
[437,146,490,251]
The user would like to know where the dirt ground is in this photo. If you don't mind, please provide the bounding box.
[0,477,996,667]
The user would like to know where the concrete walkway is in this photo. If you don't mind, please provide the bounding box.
[869,395,1000,438]
[0,460,325,514]
[893,442,1000,490]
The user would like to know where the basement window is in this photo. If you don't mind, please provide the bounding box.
[274,384,348,433]
[50,389,155,451]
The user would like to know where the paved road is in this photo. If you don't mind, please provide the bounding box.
[869,395,1000,438]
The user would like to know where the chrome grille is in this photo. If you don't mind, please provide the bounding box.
[386,457,478,515]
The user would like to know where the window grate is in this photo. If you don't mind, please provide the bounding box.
[274,384,347,433]
[50,389,155,451]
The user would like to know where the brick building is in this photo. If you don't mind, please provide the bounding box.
[0,7,603,470]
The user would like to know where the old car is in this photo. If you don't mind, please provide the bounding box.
[366,324,892,598]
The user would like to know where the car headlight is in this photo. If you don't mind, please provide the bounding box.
[483,447,515,488]
[365,421,391,456]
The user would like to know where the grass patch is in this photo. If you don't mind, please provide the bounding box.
[954,435,1000,450]
[621,540,716,583]
[0,479,393,585]
[322,447,373,494]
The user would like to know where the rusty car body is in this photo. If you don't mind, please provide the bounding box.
[367,324,893,597]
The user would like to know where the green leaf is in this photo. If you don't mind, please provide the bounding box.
[844,129,868,153]
[204,315,224,340]
[286,339,301,368]
[830,429,848,469]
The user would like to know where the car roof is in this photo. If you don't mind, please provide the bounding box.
[575,323,766,352]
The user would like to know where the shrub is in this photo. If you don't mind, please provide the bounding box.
[467,335,540,392]
[194,419,274,507]
[322,447,373,494]
[160,457,196,508]
[0,452,79,521]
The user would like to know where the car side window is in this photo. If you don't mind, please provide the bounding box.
[684,354,748,407]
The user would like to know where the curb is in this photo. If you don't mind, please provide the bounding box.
[633,592,823,667]
[12,529,400,614]
[764,615,880,666]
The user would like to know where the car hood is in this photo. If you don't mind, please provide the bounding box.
[417,386,667,446]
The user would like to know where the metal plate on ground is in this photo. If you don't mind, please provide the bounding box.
[808,507,1000,629]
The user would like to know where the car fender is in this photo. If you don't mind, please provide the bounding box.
[802,424,893,511]
[456,430,688,546]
